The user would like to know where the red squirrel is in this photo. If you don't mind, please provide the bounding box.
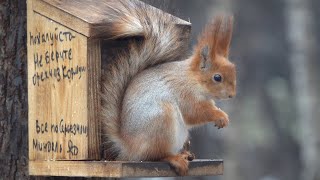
[101,0,235,176]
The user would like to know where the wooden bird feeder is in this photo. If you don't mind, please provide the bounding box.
[27,0,223,177]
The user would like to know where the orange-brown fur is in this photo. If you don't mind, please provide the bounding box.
[184,100,229,128]
[190,16,235,100]
[101,1,235,176]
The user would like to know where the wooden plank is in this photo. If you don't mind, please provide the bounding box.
[32,0,191,37]
[87,40,101,160]
[29,159,223,177]
[121,159,224,177]
[32,0,91,37]
[28,0,92,160]
[27,0,34,162]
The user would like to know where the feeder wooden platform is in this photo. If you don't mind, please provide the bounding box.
[29,159,223,177]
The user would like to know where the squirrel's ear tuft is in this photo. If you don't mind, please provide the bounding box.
[216,15,234,57]
[200,45,211,70]
[192,15,234,71]
[198,15,234,59]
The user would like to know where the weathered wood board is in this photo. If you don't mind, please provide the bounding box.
[29,159,223,177]
[27,0,100,160]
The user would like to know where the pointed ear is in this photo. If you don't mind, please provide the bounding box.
[200,45,211,70]
[217,16,234,57]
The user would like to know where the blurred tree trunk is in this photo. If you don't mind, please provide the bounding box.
[0,0,29,179]
[285,0,320,179]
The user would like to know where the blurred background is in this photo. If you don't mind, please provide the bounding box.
[142,0,320,180]
[0,0,319,179]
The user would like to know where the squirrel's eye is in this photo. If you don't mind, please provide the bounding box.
[213,74,222,82]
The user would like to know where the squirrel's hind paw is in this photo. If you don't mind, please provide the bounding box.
[163,154,189,176]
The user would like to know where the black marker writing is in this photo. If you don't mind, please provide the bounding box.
[67,140,78,156]
[29,29,76,46]
[32,139,63,153]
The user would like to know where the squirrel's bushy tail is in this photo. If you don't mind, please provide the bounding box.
[101,0,189,158]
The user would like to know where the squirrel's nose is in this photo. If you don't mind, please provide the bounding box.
[228,91,236,98]
[228,93,235,98]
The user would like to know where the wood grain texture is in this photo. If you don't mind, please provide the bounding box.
[28,0,94,160]
[87,40,101,160]
[32,0,91,37]
[29,159,223,177]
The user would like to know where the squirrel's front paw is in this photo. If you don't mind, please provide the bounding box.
[214,109,229,129]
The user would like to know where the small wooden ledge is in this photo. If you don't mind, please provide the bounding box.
[29,159,223,178]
